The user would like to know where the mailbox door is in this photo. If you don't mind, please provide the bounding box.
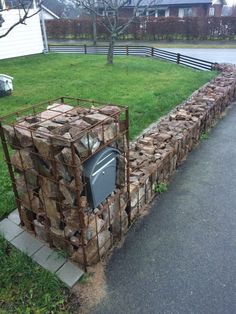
[90,156,117,208]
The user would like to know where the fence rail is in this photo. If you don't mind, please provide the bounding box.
[49,44,214,71]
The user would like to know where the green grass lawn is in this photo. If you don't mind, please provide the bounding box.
[0,53,216,313]
[0,53,215,218]
[0,54,215,136]
[0,236,71,313]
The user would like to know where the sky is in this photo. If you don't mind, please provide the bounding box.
[227,0,236,5]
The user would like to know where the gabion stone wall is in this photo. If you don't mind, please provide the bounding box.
[1,64,236,270]
[128,64,236,221]
[0,98,129,270]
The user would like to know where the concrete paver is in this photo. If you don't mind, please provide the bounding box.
[94,104,236,314]
[0,212,84,287]
[11,231,44,256]
[0,218,23,241]
[56,261,84,288]
[32,245,66,273]
[8,209,21,225]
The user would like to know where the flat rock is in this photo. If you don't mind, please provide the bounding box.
[83,113,111,125]
[59,179,76,204]
[11,148,34,170]
[47,103,74,113]
[99,105,121,116]
[33,136,51,160]
[38,120,60,130]
[15,122,33,147]
[2,125,20,147]
[40,110,59,120]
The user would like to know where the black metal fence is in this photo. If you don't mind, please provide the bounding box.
[49,44,214,71]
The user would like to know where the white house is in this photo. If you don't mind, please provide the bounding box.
[41,0,80,20]
[0,0,44,60]
[41,4,60,20]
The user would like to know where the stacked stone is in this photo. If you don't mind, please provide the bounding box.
[2,64,236,267]
[2,102,129,266]
[128,64,236,221]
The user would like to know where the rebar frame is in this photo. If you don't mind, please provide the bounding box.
[0,96,130,272]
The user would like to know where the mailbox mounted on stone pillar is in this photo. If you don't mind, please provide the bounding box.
[84,147,120,209]
[0,97,130,270]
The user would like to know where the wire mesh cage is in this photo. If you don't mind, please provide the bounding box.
[0,96,130,271]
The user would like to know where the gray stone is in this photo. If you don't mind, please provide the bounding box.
[11,231,44,256]
[11,148,34,170]
[8,209,21,225]
[47,103,74,113]
[99,105,121,116]
[0,218,23,241]
[15,122,33,147]
[32,245,66,273]
[83,113,111,125]
[56,261,84,288]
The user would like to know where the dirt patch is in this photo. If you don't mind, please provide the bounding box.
[72,263,107,314]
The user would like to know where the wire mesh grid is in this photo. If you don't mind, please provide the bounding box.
[0,97,130,271]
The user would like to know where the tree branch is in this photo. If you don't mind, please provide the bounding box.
[0,0,44,39]
[77,0,157,63]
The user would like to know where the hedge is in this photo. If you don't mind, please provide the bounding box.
[45,16,236,40]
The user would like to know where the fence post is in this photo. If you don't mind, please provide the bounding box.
[151,47,154,57]
[177,53,180,64]
[84,44,87,54]
[126,45,129,56]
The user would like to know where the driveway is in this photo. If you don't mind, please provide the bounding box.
[93,102,236,314]
[163,48,236,65]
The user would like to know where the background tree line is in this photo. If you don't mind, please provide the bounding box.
[46,16,236,41]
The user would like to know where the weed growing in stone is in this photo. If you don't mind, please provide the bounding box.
[200,131,210,140]
[155,183,168,194]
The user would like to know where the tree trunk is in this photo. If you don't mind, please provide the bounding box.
[92,12,97,46]
[107,34,115,65]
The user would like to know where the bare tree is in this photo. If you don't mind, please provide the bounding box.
[0,0,43,39]
[232,5,236,17]
[91,0,97,45]
[77,0,152,65]
[80,2,97,45]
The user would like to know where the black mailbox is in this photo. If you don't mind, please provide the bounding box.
[84,147,120,208]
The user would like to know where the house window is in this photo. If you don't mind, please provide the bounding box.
[136,9,146,17]
[105,10,115,16]
[179,7,192,18]
[209,7,215,16]
[157,9,165,17]
[148,10,156,16]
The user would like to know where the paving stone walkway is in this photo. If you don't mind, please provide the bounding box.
[0,210,84,288]
[93,103,236,314]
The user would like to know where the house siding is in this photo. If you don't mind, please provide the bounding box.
[114,2,223,18]
[0,8,44,60]
[169,7,179,17]
[213,4,222,17]
[42,10,57,20]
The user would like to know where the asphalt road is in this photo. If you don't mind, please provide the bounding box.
[164,48,236,65]
[93,103,236,314]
